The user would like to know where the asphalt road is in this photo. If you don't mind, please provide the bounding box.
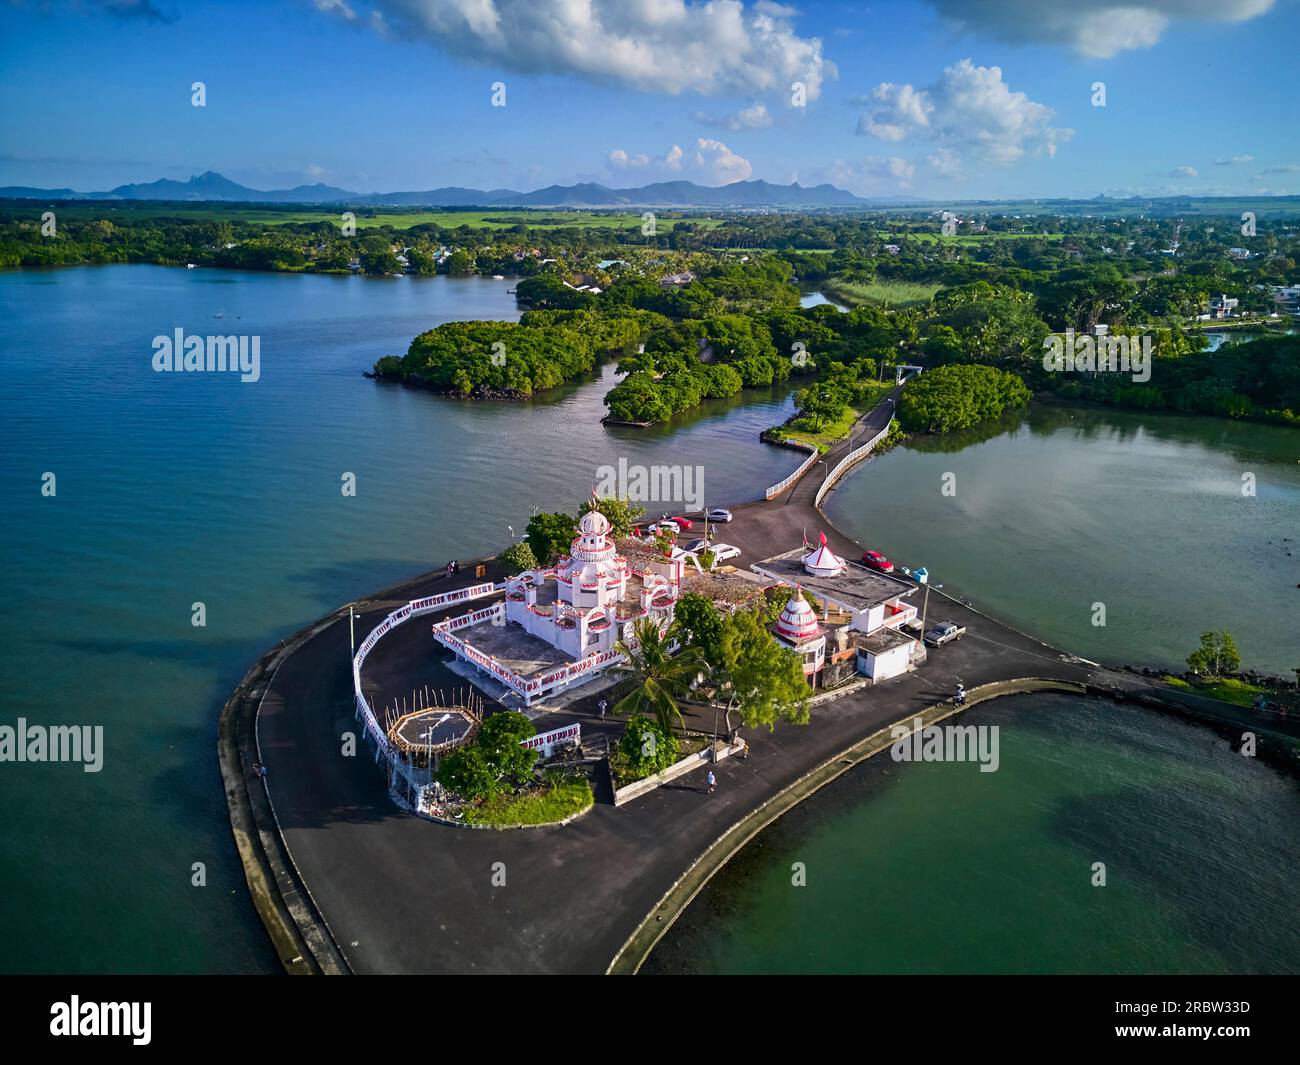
[255,395,1117,974]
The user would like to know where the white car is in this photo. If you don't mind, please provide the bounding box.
[705,508,733,523]
[707,543,741,563]
[685,538,710,553]
[647,520,680,537]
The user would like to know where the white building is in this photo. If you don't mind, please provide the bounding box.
[1208,294,1239,319]
[505,510,681,659]
[771,592,826,680]
[752,537,923,684]
[433,511,684,706]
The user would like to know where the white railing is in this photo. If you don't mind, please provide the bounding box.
[814,421,892,509]
[432,610,626,703]
[764,438,820,499]
[352,581,497,760]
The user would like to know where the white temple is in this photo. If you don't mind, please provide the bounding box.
[505,510,682,660]
[771,590,826,680]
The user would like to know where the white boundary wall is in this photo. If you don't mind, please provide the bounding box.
[352,582,497,761]
[764,438,820,499]
[814,422,891,509]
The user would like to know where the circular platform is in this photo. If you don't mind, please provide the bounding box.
[388,707,477,755]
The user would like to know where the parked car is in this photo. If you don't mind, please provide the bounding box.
[708,543,741,563]
[685,538,710,553]
[669,515,695,530]
[705,508,733,523]
[861,549,895,573]
[647,520,680,537]
[924,621,966,647]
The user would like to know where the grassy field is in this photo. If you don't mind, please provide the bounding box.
[460,777,594,826]
[1161,675,1271,708]
[822,277,943,308]
[773,383,896,452]
[0,201,715,231]
[880,230,1065,244]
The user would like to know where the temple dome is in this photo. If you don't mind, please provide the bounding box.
[774,592,822,643]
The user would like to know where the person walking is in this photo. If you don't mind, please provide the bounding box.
[706,769,717,795]
[597,698,608,720]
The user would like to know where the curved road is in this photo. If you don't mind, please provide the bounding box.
[244,393,1292,974]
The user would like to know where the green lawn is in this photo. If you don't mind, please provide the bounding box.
[460,777,594,826]
[1161,675,1269,707]
[771,383,895,452]
[0,202,710,231]
[821,278,943,308]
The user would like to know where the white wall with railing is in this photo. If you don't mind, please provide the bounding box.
[764,438,820,499]
[351,582,497,765]
[814,422,892,509]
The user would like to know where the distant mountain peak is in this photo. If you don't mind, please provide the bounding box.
[0,169,872,208]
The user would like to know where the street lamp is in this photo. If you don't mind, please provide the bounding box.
[920,579,944,636]
[348,604,357,660]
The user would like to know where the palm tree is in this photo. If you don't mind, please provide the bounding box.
[612,617,707,734]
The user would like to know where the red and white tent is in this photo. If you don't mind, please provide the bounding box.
[802,531,845,578]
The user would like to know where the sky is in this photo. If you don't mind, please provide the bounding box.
[0,0,1297,200]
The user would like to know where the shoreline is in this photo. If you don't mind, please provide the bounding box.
[219,396,1299,976]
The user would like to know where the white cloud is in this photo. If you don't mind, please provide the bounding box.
[818,155,916,195]
[693,138,754,182]
[927,147,964,179]
[857,59,1071,167]
[607,149,650,169]
[1168,164,1198,177]
[1260,163,1300,174]
[927,0,1274,59]
[606,138,753,184]
[1213,154,1254,166]
[695,102,774,130]
[315,0,830,99]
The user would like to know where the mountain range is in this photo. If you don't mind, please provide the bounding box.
[0,169,880,208]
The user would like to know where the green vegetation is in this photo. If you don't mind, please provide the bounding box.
[898,364,1031,433]
[460,775,593,827]
[1162,675,1268,709]
[613,618,706,734]
[9,199,1300,430]
[1049,335,1300,423]
[436,710,537,801]
[497,540,537,572]
[674,595,811,731]
[517,497,645,568]
[524,511,578,565]
[611,714,683,783]
[1186,630,1243,677]
[374,310,644,396]
[821,278,943,308]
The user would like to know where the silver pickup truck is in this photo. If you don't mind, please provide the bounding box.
[923,621,966,647]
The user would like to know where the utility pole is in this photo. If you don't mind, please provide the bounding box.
[920,578,943,636]
[348,604,357,661]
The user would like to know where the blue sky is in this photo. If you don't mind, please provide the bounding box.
[1,0,1296,199]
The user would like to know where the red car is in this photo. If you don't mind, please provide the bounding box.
[861,549,895,573]
[668,514,695,530]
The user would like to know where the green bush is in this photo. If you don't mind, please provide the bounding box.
[898,364,1031,433]
[617,715,681,780]
[498,540,538,573]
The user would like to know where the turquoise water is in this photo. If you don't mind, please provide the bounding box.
[825,403,1300,674]
[645,693,1300,975]
[0,264,796,973]
[4,264,1296,976]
